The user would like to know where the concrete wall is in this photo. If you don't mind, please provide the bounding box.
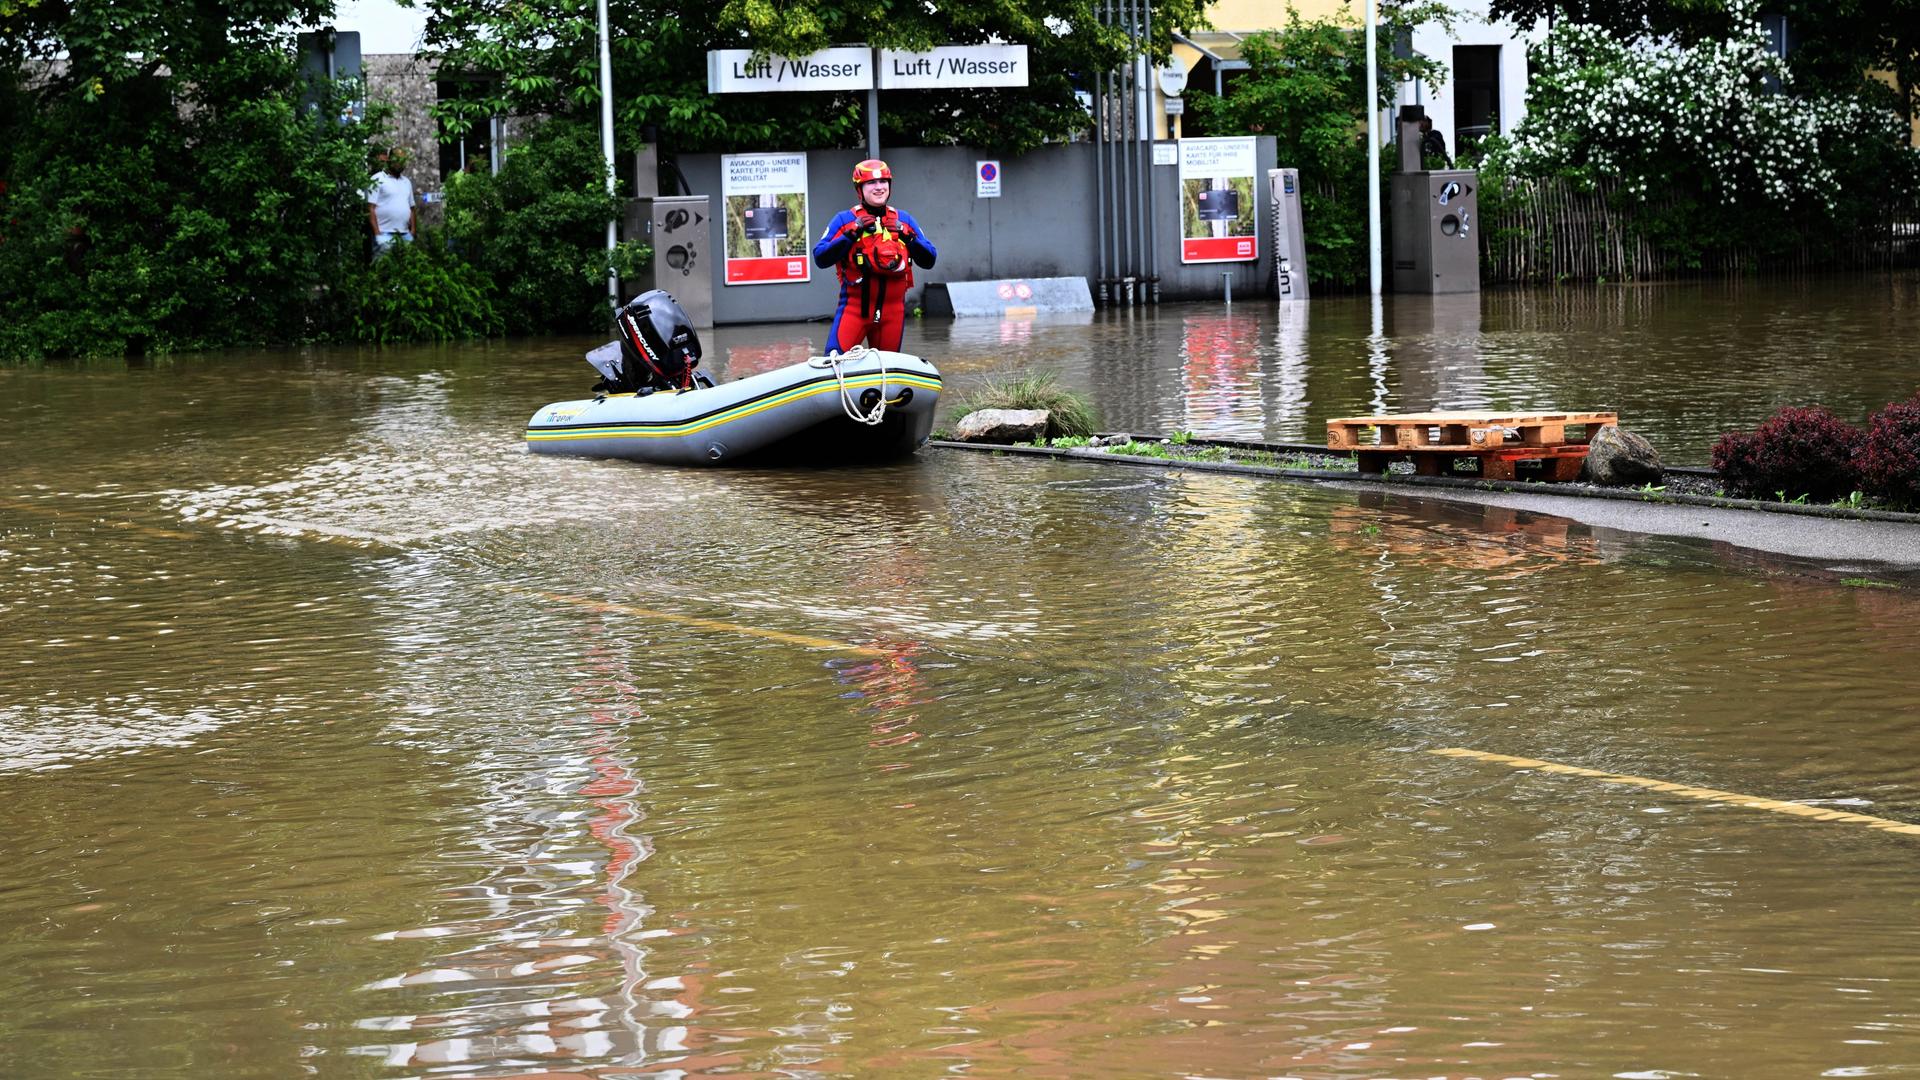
[364,54,443,193]
[671,138,1277,324]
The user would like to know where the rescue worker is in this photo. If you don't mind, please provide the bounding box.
[812,159,937,354]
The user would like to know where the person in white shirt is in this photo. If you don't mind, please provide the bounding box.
[367,148,417,255]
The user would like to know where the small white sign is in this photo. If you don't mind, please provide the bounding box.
[1156,64,1188,97]
[877,44,1029,89]
[707,47,872,94]
[1153,143,1179,167]
[976,160,1002,198]
[1164,97,1185,116]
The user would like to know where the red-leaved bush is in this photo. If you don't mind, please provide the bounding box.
[1855,396,1920,507]
[1710,406,1863,502]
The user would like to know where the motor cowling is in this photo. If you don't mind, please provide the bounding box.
[589,290,704,393]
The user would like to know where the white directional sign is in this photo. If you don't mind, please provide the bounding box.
[877,45,1030,89]
[1156,64,1189,97]
[707,47,873,94]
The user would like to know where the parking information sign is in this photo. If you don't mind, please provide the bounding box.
[976,160,1001,199]
[1178,137,1259,264]
[722,152,811,286]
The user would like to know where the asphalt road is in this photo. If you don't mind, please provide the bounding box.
[1338,481,1920,570]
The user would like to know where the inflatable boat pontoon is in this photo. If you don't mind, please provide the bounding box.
[524,291,941,466]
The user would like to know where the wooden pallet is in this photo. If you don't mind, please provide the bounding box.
[1329,410,1617,484]
[1327,410,1618,451]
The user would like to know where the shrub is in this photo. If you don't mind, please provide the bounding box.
[339,237,503,344]
[951,371,1099,438]
[0,60,377,359]
[440,119,633,335]
[1479,0,1920,266]
[1711,406,1862,502]
[1855,396,1920,507]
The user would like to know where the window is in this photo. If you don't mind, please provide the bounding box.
[436,79,499,178]
[1453,45,1501,160]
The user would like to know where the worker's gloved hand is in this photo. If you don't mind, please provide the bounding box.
[854,209,880,236]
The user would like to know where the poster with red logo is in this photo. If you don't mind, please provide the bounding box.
[722,152,811,285]
[1178,137,1258,264]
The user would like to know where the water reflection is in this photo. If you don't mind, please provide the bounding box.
[906,274,1920,461]
[1389,293,1489,411]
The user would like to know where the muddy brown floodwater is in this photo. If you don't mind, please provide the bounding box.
[4,277,1920,1079]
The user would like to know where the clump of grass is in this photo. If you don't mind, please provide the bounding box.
[950,370,1100,438]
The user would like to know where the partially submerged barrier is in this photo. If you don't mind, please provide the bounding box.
[929,433,1920,526]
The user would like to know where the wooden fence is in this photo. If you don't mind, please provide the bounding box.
[1478,176,1920,283]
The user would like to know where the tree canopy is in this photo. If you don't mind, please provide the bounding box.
[1489,0,1920,123]
[0,0,378,357]
[423,0,1213,157]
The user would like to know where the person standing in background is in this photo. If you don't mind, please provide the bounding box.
[1419,117,1452,169]
[366,147,417,257]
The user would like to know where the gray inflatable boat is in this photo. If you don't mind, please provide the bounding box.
[525,348,942,466]
[525,290,940,466]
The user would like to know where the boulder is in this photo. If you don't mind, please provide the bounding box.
[955,408,1050,444]
[1583,424,1664,486]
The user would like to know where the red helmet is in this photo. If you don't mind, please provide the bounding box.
[851,159,892,185]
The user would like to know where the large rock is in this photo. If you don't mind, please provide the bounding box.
[1583,424,1664,486]
[955,408,1050,444]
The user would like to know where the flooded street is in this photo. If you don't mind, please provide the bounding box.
[5,278,1920,1079]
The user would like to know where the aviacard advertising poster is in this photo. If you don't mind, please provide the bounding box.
[1178,137,1259,264]
[722,152,810,286]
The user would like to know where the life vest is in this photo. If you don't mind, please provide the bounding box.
[841,206,912,283]
[839,205,914,326]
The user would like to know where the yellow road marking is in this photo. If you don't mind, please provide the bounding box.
[492,584,888,657]
[3,495,881,657]
[1429,747,1920,837]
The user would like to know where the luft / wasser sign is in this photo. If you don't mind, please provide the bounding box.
[708,44,1029,93]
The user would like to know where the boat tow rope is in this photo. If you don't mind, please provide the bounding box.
[810,346,892,426]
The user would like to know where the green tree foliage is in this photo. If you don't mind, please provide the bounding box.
[1488,0,1920,130]
[1482,0,1920,267]
[440,118,649,335]
[1183,3,1449,287]
[0,0,375,358]
[423,0,1212,157]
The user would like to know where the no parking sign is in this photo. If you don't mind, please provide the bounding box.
[976,160,1001,199]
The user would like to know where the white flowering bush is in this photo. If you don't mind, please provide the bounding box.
[1483,0,1919,252]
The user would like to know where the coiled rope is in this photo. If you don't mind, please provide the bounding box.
[809,346,892,426]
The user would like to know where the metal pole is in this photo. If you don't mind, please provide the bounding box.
[1113,6,1121,305]
[1133,28,1150,304]
[1118,4,1133,305]
[597,0,619,312]
[1366,0,1382,297]
[1136,0,1152,305]
[867,65,881,157]
[1093,66,1109,305]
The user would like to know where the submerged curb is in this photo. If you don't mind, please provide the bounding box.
[928,437,1920,527]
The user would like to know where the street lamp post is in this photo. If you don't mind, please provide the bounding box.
[1365,0,1381,297]
[597,0,619,312]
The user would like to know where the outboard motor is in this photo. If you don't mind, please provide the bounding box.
[587,289,709,394]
